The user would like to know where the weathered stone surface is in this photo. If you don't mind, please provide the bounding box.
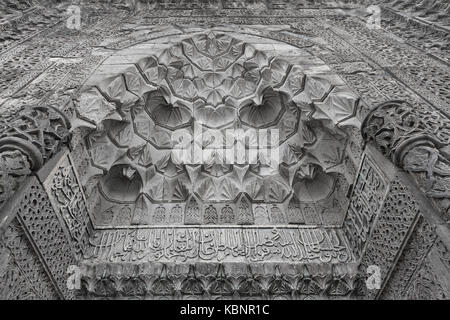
[0,0,449,300]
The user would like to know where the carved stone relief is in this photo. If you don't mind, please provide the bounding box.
[0,0,449,301]
[0,220,59,300]
[0,105,71,212]
[0,150,31,211]
[5,178,76,299]
[342,153,389,260]
[405,256,449,300]
[380,216,437,299]
[359,179,420,299]
[78,262,364,299]
[362,100,450,222]
[85,227,352,264]
[42,152,91,259]
[72,32,361,229]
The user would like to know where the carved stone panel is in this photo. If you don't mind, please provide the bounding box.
[0,220,59,300]
[42,151,91,259]
[0,105,71,212]
[343,152,389,260]
[1,0,450,301]
[78,262,364,299]
[85,227,352,264]
[359,179,420,299]
[8,177,76,299]
[362,99,450,223]
[380,216,437,299]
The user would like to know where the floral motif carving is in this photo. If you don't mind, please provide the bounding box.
[78,263,363,299]
[0,105,71,212]
[1,0,449,301]
[85,226,351,264]
[8,178,76,299]
[0,221,58,300]
[75,32,358,228]
[362,100,450,221]
[43,153,90,259]
[405,259,449,300]
[0,150,31,210]
[342,154,388,260]
[359,179,420,299]
[380,216,437,299]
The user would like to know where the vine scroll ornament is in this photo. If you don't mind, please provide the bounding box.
[361,100,450,221]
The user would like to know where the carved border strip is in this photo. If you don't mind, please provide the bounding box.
[78,262,364,299]
[41,150,92,260]
[84,226,353,264]
[342,149,390,261]
[380,215,438,299]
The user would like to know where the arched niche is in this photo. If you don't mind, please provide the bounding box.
[70,30,363,227]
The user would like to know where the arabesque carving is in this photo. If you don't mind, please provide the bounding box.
[362,100,450,221]
[78,262,364,299]
[75,32,360,227]
[0,105,71,211]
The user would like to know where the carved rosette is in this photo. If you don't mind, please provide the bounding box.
[0,105,71,211]
[361,100,450,221]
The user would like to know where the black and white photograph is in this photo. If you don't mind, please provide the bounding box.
[0,0,449,306]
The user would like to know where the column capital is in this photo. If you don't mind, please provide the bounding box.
[0,105,71,210]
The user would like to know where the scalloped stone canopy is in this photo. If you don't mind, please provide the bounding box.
[74,31,360,227]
